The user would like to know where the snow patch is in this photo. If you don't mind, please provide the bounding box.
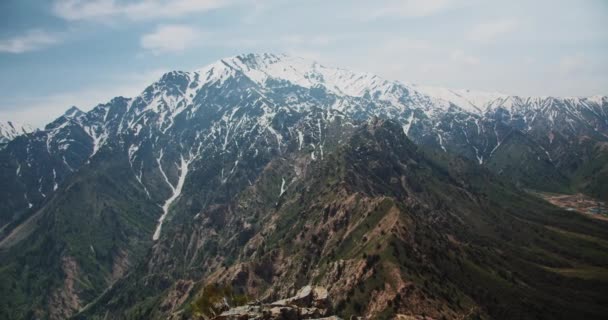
[402,112,415,136]
[53,169,58,191]
[279,177,286,197]
[38,177,46,198]
[437,133,447,152]
[153,155,191,241]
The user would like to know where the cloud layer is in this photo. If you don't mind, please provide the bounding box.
[0,30,63,53]
[141,25,204,54]
[0,0,606,126]
[52,0,230,21]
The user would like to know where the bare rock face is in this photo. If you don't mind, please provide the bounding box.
[273,285,328,308]
[48,256,82,320]
[213,285,339,320]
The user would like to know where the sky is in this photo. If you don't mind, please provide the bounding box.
[0,0,607,127]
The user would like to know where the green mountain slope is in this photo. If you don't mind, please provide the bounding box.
[1,54,606,320]
[78,119,608,319]
[569,141,608,201]
[0,151,159,320]
[486,130,571,193]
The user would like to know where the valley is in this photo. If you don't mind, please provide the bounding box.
[533,191,608,221]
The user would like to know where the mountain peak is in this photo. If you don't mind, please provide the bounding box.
[207,53,406,101]
[231,52,288,66]
[202,53,608,115]
[64,106,84,118]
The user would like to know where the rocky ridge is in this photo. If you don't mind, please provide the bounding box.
[213,285,336,320]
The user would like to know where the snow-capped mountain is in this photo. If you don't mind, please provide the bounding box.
[411,85,509,114]
[1,53,607,320]
[1,53,606,230]
[0,121,33,145]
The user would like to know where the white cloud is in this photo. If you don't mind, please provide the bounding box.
[468,19,520,43]
[0,69,166,127]
[312,35,489,92]
[362,0,467,19]
[141,25,204,54]
[0,30,62,54]
[52,0,231,21]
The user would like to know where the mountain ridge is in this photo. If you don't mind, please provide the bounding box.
[0,53,607,320]
[76,117,608,319]
[1,52,606,232]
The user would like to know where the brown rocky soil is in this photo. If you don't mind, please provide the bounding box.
[48,256,82,320]
[533,191,608,221]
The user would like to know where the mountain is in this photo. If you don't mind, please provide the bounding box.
[0,53,606,320]
[2,54,606,230]
[78,118,608,320]
[0,106,105,230]
[411,85,508,114]
[0,121,33,146]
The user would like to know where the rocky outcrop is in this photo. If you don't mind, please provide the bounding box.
[213,285,338,320]
[48,256,82,320]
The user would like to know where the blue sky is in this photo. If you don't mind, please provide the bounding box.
[0,0,607,126]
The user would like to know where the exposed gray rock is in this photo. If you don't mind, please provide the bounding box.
[213,285,339,320]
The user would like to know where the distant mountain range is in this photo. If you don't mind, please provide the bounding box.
[1,53,607,320]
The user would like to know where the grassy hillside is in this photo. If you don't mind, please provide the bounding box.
[79,119,608,319]
[0,151,159,320]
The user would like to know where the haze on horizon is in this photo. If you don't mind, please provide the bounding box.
[0,0,607,126]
